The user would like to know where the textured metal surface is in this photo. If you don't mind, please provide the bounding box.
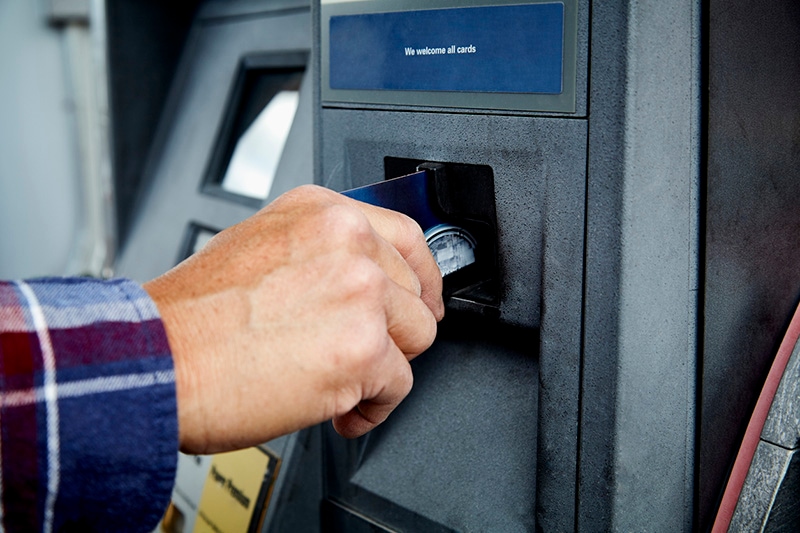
[318,107,586,531]
[315,0,700,529]
[579,0,700,530]
[764,450,800,533]
[346,320,537,532]
[724,333,800,532]
[700,1,800,528]
[729,441,793,532]
[763,339,800,450]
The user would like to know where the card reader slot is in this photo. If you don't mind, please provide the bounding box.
[384,157,500,313]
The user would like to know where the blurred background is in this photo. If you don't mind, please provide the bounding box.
[0,0,111,279]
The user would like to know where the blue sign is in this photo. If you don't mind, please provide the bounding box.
[329,3,565,94]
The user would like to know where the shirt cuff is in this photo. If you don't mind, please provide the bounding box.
[2,277,178,532]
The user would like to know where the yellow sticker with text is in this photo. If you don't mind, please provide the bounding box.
[193,447,273,533]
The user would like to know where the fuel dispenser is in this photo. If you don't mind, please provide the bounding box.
[298,0,800,530]
[107,0,800,531]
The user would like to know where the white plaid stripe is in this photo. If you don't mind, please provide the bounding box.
[16,282,60,533]
[1,370,175,408]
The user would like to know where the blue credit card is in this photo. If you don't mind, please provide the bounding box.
[342,170,477,277]
[342,170,443,230]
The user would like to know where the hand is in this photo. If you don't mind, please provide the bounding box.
[143,185,444,454]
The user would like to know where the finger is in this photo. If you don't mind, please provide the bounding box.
[383,277,438,358]
[345,199,445,321]
[363,223,423,299]
[332,343,413,438]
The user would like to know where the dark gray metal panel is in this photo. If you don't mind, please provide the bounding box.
[700,1,800,529]
[348,321,538,532]
[319,109,586,330]
[536,118,586,532]
[314,1,588,528]
[263,428,323,533]
[314,0,701,529]
[106,0,201,245]
[117,9,313,282]
[318,108,587,531]
[580,0,700,530]
[199,0,310,20]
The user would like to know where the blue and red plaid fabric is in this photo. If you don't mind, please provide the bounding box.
[0,278,178,532]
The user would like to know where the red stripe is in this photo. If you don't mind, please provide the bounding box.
[1,332,41,377]
[0,322,42,531]
[47,319,171,370]
[712,303,800,531]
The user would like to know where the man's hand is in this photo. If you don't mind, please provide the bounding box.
[143,185,444,454]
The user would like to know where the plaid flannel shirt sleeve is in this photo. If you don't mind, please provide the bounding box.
[0,277,178,532]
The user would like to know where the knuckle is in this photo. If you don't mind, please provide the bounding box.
[276,184,323,208]
[341,256,387,297]
[358,331,388,362]
[403,309,438,357]
[322,205,374,249]
[401,212,424,235]
[407,270,423,297]
[420,310,438,349]
[395,212,425,243]
[398,363,414,397]
[327,204,371,234]
[293,183,331,200]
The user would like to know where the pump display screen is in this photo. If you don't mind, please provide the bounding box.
[203,52,307,206]
[321,0,578,112]
[329,3,564,94]
[219,89,299,200]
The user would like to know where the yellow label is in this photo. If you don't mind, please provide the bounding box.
[193,448,271,533]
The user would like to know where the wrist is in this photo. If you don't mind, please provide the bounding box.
[144,278,202,453]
